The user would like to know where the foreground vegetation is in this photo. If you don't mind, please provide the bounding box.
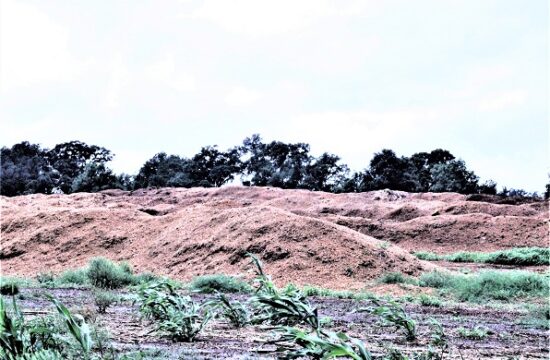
[1,257,548,359]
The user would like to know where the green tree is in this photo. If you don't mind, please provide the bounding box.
[429,160,479,193]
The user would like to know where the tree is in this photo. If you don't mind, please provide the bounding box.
[134,152,192,188]
[0,142,56,196]
[429,160,479,194]
[369,149,421,192]
[302,153,348,192]
[410,149,455,191]
[189,146,241,187]
[71,163,121,193]
[48,141,113,193]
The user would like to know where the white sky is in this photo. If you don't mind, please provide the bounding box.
[1,0,548,192]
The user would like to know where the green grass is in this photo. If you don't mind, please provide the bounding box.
[414,247,550,266]
[190,274,252,294]
[419,270,549,302]
[378,272,418,285]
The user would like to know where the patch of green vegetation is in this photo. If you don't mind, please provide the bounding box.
[86,257,135,289]
[57,268,89,286]
[414,247,550,266]
[418,294,442,307]
[457,325,489,340]
[520,303,550,329]
[378,272,418,285]
[190,274,252,294]
[420,270,549,302]
[93,290,118,314]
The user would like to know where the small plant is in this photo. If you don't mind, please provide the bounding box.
[48,295,93,355]
[136,280,210,342]
[363,299,417,341]
[190,274,252,294]
[93,290,117,314]
[271,327,372,360]
[378,272,407,284]
[57,269,88,286]
[247,254,319,331]
[205,293,249,328]
[457,325,489,340]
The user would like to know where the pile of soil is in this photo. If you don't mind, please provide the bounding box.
[1,187,547,289]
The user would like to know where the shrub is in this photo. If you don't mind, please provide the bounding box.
[86,257,135,289]
[190,274,252,294]
[36,272,56,287]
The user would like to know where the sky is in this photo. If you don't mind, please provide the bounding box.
[1,0,548,192]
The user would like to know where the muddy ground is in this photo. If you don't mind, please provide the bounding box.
[14,286,549,360]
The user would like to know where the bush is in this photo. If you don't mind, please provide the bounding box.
[190,274,252,294]
[86,257,135,289]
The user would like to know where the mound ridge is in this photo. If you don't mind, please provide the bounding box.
[1,187,547,289]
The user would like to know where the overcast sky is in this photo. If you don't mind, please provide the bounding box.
[1,0,548,192]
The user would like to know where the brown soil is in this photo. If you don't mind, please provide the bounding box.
[1,187,548,288]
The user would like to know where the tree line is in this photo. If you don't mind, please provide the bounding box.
[1,136,547,199]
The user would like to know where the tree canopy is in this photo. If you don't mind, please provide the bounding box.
[1,136,543,199]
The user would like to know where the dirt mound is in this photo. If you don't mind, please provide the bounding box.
[1,187,547,288]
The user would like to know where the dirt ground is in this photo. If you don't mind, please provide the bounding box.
[15,287,549,359]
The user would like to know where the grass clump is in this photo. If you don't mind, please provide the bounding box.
[93,290,118,314]
[414,247,550,266]
[190,274,252,294]
[378,272,417,285]
[457,326,489,340]
[86,257,135,289]
[420,270,549,302]
[418,294,442,307]
[58,269,89,286]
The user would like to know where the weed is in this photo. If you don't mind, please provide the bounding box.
[419,271,455,289]
[190,274,252,294]
[93,290,117,314]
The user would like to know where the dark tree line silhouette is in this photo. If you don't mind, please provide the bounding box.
[1,136,547,199]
